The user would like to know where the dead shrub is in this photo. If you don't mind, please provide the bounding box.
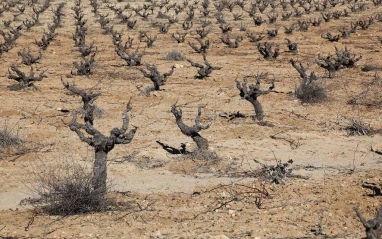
[259,159,294,184]
[0,121,52,160]
[361,63,382,72]
[345,119,373,136]
[0,124,23,149]
[188,148,219,162]
[291,59,327,103]
[163,50,185,61]
[295,79,327,103]
[31,158,111,215]
[340,116,374,136]
[225,159,298,184]
[0,122,25,159]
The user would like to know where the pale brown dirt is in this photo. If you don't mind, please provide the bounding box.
[0,0,382,238]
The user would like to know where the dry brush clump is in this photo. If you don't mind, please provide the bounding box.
[31,158,111,215]
[291,59,327,103]
[362,62,382,72]
[0,125,23,150]
[163,50,185,61]
[243,159,296,185]
[0,122,24,160]
[0,120,47,160]
[257,160,294,184]
[341,116,374,136]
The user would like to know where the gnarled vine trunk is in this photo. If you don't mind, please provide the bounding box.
[192,133,209,151]
[93,149,108,194]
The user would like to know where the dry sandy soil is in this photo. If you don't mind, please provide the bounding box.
[0,0,382,237]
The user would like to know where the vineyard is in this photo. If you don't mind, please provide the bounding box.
[0,0,381,237]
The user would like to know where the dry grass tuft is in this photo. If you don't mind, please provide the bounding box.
[361,63,382,72]
[163,50,185,61]
[31,158,111,215]
[0,126,23,149]
[0,122,25,160]
[295,80,327,103]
